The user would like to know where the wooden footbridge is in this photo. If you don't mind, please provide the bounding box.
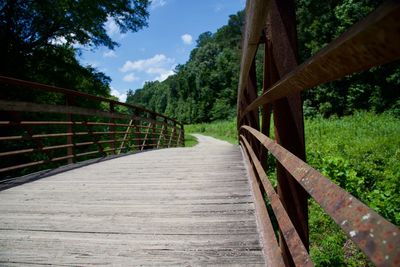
[1,0,400,266]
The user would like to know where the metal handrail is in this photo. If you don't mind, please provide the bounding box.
[237,0,400,266]
[0,77,184,177]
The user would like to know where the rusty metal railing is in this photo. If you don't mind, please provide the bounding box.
[0,76,184,179]
[237,0,400,266]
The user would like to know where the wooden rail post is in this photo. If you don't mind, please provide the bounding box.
[267,0,309,264]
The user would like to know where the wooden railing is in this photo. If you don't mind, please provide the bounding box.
[0,76,184,179]
[237,1,400,266]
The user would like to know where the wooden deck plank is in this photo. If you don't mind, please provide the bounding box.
[0,134,265,266]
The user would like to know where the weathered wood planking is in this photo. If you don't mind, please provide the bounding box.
[0,134,265,266]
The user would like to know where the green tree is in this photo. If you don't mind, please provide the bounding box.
[0,0,150,95]
[126,10,245,123]
[297,0,400,117]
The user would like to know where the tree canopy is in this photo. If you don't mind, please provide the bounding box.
[0,0,150,96]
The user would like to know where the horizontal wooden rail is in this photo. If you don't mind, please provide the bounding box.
[237,0,400,265]
[0,77,184,178]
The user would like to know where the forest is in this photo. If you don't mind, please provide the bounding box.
[127,0,400,122]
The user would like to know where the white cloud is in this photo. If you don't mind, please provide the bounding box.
[151,0,166,9]
[155,70,174,82]
[105,17,119,36]
[123,73,139,82]
[50,36,67,45]
[104,17,126,40]
[103,50,117,58]
[85,61,100,68]
[111,87,127,102]
[181,34,193,45]
[120,54,174,72]
[119,54,175,82]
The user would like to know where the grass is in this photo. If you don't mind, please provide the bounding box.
[184,133,199,147]
[185,112,400,266]
[185,119,237,144]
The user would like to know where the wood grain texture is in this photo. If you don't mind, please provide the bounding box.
[0,134,265,266]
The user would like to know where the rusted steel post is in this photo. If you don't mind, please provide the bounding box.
[180,124,185,146]
[109,102,116,154]
[168,122,176,148]
[141,122,152,151]
[259,37,277,170]
[83,120,104,156]
[267,0,309,265]
[242,59,260,153]
[65,95,74,164]
[132,109,141,150]
[176,128,182,147]
[156,120,166,149]
[150,115,157,149]
[119,119,133,154]
[176,123,184,147]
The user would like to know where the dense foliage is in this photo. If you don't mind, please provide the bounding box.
[297,0,400,117]
[126,11,244,123]
[0,0,150,95]
[127,0,400,122]
[186,112,400,266]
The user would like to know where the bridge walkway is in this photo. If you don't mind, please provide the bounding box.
[0,134,265,266]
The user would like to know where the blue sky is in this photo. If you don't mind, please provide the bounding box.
[78,0,245,102]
